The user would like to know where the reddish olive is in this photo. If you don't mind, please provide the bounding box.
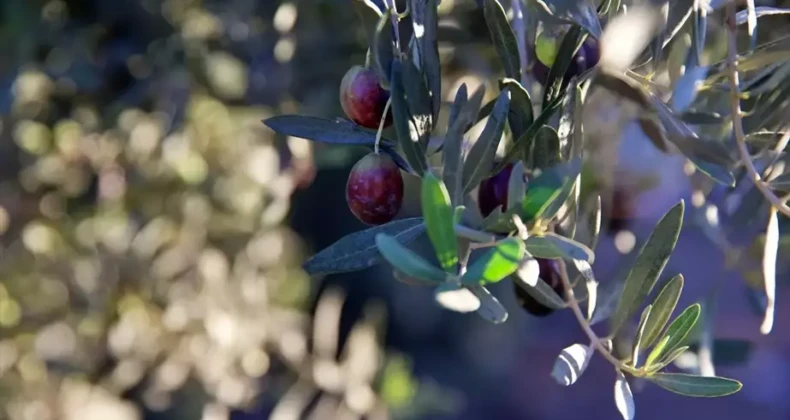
[339,65,392,129]
[345,152,404,225]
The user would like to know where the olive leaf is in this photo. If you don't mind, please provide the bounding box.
[524,233,594,263]
[401,58,434,148]
[499,78,534,139]
[760,207,779,335]
[263,115,395,147]
[483,0,521,80]
[461,237,525,285]
[390,60,429,175]
[647,373,742,398]
[372,8,395,88]
[375,233,448,283]
[609,200,684,337]
[443,85,469,206]
[543,25,587,110]
[410,0,442,121]
[513,252,540,287]
[533,0,603,39]
[469,285,509,324]
[521,157,582,223]
[531,125,562,170]
[303,218,426,275]
[645,303,701,367]
[551,343,593,386]
[462,90,511,192]
[630,304,653,367]
[507,161,527,211]
[495,93,566,174]
[614,372,635,420]
[434,283,481,313]
[641,274,684,349]
[422,172,459,272]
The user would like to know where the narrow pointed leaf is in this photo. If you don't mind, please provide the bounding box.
[263,115,395,146]
[434,283,481,313]
[411,0,442,121]
[650,345,690,373]
[647,373,742,397]
[534,0,603,39]
[375,233,447,283]
[304,218,425,275]
[614,372,635,420]
[390,61,428,175]
[462,90,511,192]
[631,305,653,367]
[768,172,790,192]
[543,25,586,110]
[494,94,565,174]
[401,58,434,148]
[461,237,525,285]
[609,200,685,337]
[520,157,581,222]
[641,274,684,349]
[573,195,602,250]
[444,85,469,205]
[500,78,534,139]
[483,0,521,79]
[421,172,459,272]
[512,275,568,310]
[513,253,540,287]
[552,343,592,386]
[507,161,527,211]
[531,125,562,170]
[469,285,509,324]
[572,258,598,321]
[646,303,701,365]
[760,207,778,334]
[524,233,594,263]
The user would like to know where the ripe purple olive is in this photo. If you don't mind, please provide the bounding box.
[345,152,404,225]
[514,258,567,317]
[339,65,392,129]
[478,163,515,218]
[530,34,600,87]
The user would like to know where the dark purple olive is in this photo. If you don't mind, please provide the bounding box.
[477,163,515,218]
[514,258,566,317]
[339,65,392,129]
[345,152,404,225]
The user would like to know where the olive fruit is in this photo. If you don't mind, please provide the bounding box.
[530,31,600,86]
[477,163,515,218]
[339,65,392,129]
[514,258,567,317]
[345,152,404,225]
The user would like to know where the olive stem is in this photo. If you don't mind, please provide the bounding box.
[374,97,392,154]
[724,1,790,218]
[557,259,626,369]
[386,0,402,53]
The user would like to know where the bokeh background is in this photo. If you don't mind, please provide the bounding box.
[1,0,790,419]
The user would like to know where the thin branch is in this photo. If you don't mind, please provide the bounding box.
[557,260,625,369]
[386,0,402,52]
[725,1,790,218]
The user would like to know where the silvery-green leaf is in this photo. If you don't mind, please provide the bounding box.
[401,58,434,148]
[304,218,426,275]
[484,0,521,79]
[641,274,684,349]
[608,200,684,337]
[390,61,429,175]
[507,161,527,211]
[670,65,709,113]
[531,125,562,170]
[551,343,593,386]
[514,252,540,288]
[375,233,448,283]
[463,90,511,192]
[543,25,587,110]
[631,305,653,367]
[761,207,778,335]
[572,258,598,321]
[645,303,701,366]
[524,233,595,263]
[668,33,692,89]
[469,285,509,324]
[647,373,742,397]
[573,195,602,251]
[533,0,603,39]
[263,115,395,147]
[444,85,469,205]
[512,274,568,310]
[614,372,635,420]
[410,0,442,121]
[521,156,582,222]
[434,283,481,313]
[495,93,565,174]
[500,78,534,139]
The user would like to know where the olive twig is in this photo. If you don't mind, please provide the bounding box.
[557,259,626,369]
[724,1,790,218]
[374,97,392,154]
[386,0,403,52]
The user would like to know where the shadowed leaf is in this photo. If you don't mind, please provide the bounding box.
[647,373,742,397]
[375,233,447,283]
[484,0,521,79]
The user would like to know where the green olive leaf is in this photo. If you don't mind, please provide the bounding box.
[646,373,742,398]
[421,172,459,272]
[375,233,447,283]
[531,125,562,170]
[499,78,534,139]
[462,90,511,192]
[483,0,521,80]
[645,303,701,367]
[641,274,684,349]
[390,61,429,175]
[543,25,587,110]
[461,237,525,285]
[524,233,594,263]
[608,200,684,337]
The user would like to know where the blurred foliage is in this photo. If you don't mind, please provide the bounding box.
[0,0,457,419]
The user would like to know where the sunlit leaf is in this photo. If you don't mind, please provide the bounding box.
[375,233,448,283]
[760,207,778,334]
[647,373,742,397]
[421,172,459,272]
[641,274,684,349]
[461,237,525,285]
[645,303,701,366]
[551,343,592,386]
[520,157,582,222]
[609,201,684,337]
[631,305,653,367]
[513,252,540,288]
[614,372,635,420]
[304,218,426,275]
